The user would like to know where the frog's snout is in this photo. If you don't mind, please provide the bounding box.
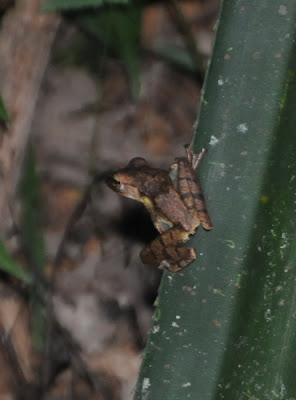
[106,175,121,191]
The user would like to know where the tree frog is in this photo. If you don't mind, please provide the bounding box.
[106,148,213,272]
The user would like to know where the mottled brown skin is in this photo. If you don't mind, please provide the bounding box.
[106,149,213,272]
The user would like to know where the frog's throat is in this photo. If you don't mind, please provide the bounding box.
[140,194,173,232]
[140,195,154,209]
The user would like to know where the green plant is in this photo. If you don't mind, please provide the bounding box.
[42,0,128,12]
[134,1,296,399]
[43,0,141,96]
[0,94,9,123]
[0,240,30,282]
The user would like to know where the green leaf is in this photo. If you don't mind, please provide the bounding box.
[0,240,30,282]
[19,142,46,350]
[79,5,141,96]
[45,2,141,96]
[41,0,128,12]
[0,94,9,122]
[19,142,45,271]
[152,42,196,73]
[134,1,296,399]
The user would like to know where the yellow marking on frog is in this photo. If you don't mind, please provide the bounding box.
[141,195,154,208]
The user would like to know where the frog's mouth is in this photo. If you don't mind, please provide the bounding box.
[106,176,121,191]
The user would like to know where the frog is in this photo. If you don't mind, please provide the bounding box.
[106,148,213,272]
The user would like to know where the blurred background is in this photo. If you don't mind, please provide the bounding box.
[0,0,219,398]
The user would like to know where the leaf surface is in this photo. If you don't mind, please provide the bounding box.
[134,2,296,399]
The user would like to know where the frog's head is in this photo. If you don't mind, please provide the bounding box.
[106,157,172,204]
[106,158,150,202]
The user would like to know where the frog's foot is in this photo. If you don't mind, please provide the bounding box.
[141,245,196,273]
[186,148,206,170]
[161,246,197,272]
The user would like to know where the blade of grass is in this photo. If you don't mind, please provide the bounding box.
[19,142,46,351]
[41,0,128,12]
[78,5,141,96]
[0,240,30,282]
[0,94,9,123]
[151,42,197,74]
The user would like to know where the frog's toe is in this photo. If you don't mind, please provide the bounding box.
[160,247,197,272]
[159,260,171,270]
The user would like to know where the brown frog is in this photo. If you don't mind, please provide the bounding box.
[106,148,213,272]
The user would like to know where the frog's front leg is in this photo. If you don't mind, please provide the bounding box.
[140,227,196,272]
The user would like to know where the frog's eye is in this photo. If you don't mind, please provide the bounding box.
[128,157,148,169]
[106,176,120,189]
[109,177,119,184]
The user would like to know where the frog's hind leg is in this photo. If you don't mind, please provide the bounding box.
[187,176,213,231]
[140,227,196,272]
[160,246,197,272]
[176,152,213,231]
[141,244,196,273]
